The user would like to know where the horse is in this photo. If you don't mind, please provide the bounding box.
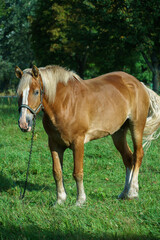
[15,65,160,206]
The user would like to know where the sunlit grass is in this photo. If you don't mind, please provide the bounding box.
[0,99,159,239]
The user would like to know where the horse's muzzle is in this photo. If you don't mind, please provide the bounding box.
[18,115,33,132]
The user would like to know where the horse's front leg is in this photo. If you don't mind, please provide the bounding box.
[49,138,67,205]
[73,136,86,206]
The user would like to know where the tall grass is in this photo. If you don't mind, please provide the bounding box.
[0,99,159,240]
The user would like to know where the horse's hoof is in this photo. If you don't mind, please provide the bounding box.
[54,196,67,206]
[118,191,127,199]
[76,198,86,207]
[53,200,65,207]
[57,200,65,205]
[118,191,139,200]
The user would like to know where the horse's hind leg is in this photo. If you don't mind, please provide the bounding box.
[127,121,145,199]
[49,138,67,205]
[112,119,145,199]
[112,122,135,199]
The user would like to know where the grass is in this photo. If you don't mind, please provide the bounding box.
[0,98,159,240]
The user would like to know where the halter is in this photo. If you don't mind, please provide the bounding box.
[18,74,44,116]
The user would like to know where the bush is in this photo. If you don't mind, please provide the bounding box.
[0,58,18,92]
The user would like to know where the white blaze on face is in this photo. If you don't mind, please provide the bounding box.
[19,86,33,132]
[20,86,30,120]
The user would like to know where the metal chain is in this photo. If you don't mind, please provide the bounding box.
[20,114,37,200]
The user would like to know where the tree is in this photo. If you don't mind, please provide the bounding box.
[0,0,36,91]
[30,1,146,79]
[107,0,160,92]
[31,0,160,91]
[31,0,101,78]
[129,0,160,92]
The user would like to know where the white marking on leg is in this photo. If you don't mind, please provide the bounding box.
[56,181,67,205]
[57,189,67,205]
[76,180,86,206]
[128,168,139,198]
[119,167,139,199]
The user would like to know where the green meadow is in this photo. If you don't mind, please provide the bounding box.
[0,98,159,240]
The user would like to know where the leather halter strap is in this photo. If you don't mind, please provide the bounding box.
[18,73,44,116]
[19,103,43,116]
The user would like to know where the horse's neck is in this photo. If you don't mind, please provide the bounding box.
[43,80,79,123]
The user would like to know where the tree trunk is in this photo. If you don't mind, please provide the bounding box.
[77,60,85,79]
[152,67,160,93]
[142,51,160,93]
[151,52,160,93]
[75,52,88,79]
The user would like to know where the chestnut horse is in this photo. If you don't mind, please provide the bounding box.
[15,65,160,206]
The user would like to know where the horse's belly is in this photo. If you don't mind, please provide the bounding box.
[84,128,110,143]
[84,114,129,143]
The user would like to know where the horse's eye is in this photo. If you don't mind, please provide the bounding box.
[34,90,39,96]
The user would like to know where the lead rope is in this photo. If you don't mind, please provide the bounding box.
[20,114,36,199]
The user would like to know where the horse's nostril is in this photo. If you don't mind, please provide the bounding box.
[26,115,33,124]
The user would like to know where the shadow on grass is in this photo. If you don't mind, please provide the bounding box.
[0,223,158,240]
[16,180,51,192]
[0,173,13,192]
[16,181,51,197]
[0,173,50,195]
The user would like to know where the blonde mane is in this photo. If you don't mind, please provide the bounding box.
[39,65,80,102]
[17,69,32,95]
[17,65,80,101]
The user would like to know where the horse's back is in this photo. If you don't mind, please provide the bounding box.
[84,71,149,112]
[83,71,150,143]
[85,71,143,89]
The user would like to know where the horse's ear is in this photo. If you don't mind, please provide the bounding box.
[32,65,39,79]
[15,66,23,79]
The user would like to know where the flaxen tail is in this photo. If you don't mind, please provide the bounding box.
[142,84,160,149]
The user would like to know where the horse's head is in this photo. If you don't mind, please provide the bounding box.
[15,65,43,132]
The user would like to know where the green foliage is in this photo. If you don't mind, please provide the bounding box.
[0,0,160,91]
[108,0,160,91]
[0,0,36,91]
[31,0,100,77]
[0,58,14,91]
[30,0,160,84]
[0,101,160,239]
